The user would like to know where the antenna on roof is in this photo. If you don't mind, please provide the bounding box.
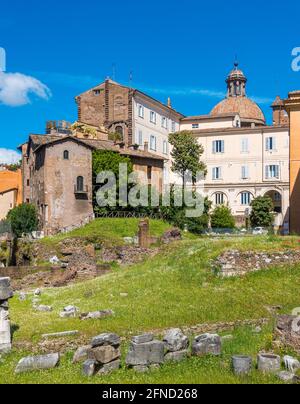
[234,54,239,69]
[129,70,133,87]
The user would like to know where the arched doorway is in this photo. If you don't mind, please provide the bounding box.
[265,190,282,214]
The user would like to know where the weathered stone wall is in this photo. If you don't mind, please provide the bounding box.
[76,80,132,145]
[213,249,300,277]
[44,141,94,235]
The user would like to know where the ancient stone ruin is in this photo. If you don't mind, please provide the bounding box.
[82,333,121,376]
[125,333,165,373]
[0,277,13,353]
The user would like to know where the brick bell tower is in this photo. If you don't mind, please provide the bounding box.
[284,91,300,234]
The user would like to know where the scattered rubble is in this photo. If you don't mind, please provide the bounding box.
[192,334,222,357]
[82,333,121,376]
[80,310,114,321]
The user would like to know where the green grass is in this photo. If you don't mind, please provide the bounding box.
[0,326,285,384]
[1,231,300,384]
[40,218,174,247]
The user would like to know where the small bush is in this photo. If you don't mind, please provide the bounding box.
[7,204,38,238]
[211,205,235,229]
[250,196,274,228]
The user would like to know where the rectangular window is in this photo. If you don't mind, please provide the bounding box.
[138,105,144,119]
[213,167,222,180]
[147,166,152,181]
[241,192,251,206]
[161,117,168,129]
[241,138,249,153]
[150,111,156,124]
[150,135,157,151]
[192,124,199,129]
[215,193,224,205]
[213,140,224,154]
[266,137,276,151]
[163,140,168,155]
[241,166,249,179]
[266,165,280,179]
[171,121,176,133]
[137,130,143,146]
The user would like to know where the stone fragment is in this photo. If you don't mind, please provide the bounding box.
[132,333,154,344]
[35,305,53,312]
[133,365,149,373]
[232,355,252,375]
[277,371,299,383]
[257,354,281,373]
[192,334,222,356]
[80,310,114,320]
[91,333,120,348]
[126,340,165,367]
[97,359,121,375]
[59,306,78,318]
[19,292,27,301]
[15,353,60,374]
[283,355,300,373]
[42,330,79,338]
[88,345,121,364]
[165,350,188,362]
[34,289,41,296]
[0,278,13,300]
[82,359,98,377]
[73,345,92,364]
[163,329,189,352]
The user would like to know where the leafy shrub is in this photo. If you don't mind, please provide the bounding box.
[211,205,235,229]
[7,204,38,238]
[250,196,274,228]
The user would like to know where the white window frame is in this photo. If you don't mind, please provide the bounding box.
[138,104,144,119]
[266,137,276,151]
[241,138,249,153]
[163,140,168,155]
[266,165,280,179]
[171,121,176,133]
[192,123,199,129]
[213,167,222,180]
[241,192,252,206]
[241,165,249,180]
[215,192,224,205]
[150,135,157,151]
[150,111,157,124]
[161,116,168,129]
[137,130,143,146]
[213,140,224,154]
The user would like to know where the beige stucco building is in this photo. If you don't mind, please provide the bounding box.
[174,64,290,230]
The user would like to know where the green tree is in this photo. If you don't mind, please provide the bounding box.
[250,196,274,228]
[211,205,235,229]
[7,204,38,237]
[169,131,207,185]
[92,150,134,213]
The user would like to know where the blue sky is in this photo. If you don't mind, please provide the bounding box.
[0,0,300,162]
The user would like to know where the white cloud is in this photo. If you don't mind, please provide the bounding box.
[0,148,21,164]
[0,71,51,107]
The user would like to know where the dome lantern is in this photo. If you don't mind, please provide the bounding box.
[226,62,247,98]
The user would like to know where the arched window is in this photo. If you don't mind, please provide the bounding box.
[77,176,84,192]
[63,150,69,160]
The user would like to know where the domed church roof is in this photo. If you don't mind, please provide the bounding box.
[210,63,266,126]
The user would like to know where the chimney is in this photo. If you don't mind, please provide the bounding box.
[167,97,172,109]
[144,141,149,152]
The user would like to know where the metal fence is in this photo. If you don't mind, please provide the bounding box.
[94,211,165,220]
